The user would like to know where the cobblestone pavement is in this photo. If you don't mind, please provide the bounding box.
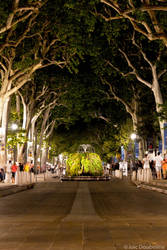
[0,178,167,250]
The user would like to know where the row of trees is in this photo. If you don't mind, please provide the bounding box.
[0,0,167,169]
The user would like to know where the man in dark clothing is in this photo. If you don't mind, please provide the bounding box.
[19,163,24,171]
[0,168,5,182]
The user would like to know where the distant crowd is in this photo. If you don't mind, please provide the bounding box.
[105,152,167,180]
[0,160,35,183]
[140,152,167,180]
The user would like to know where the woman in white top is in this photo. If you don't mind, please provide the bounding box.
[142,154,150,169]
[154,152,163,179]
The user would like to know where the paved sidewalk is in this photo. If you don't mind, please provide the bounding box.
[0,178,167,249]
[0,182,34,197]
[133,179,167,195]
[0,173,48,197]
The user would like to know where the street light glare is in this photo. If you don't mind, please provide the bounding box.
[131,133,136,140]
[11,123,18,130]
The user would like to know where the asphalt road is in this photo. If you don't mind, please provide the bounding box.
[0,178,167,250]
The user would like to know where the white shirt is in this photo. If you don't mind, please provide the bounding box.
[143,156,150,169]
[154,155,163,167]
[148,153,155,162]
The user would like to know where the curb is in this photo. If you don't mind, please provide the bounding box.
[0,183,35,198]
[132,181,167,195]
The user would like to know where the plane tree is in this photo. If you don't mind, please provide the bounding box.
[0,0,99,165]
[99,0,167,48]
[91,11,167,153]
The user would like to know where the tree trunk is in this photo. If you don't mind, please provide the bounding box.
[0,97,10,165]
[0,97,5,125]
[33,126,38,174]
[41,147,49,173]
[130,102,145,159]
[152,78,165,154]
[37,108,50,159]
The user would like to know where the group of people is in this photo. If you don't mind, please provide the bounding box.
[106,151,167,180]
[48,163,66,177]
[0,160,34,183]
[142,152,167,180]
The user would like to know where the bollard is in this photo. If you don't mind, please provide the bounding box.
[143,169,147,182]
[115,170,119,178]
[119,170,123,179]
[137,168,142,182]
[28,172,31,184]
[146,168,153,183]
[20,171,24,185]
[17,171,21,185]
[5,172,11,184]
[149,169,153,182]
[137,169,139,181]
[25,172,28,184]
[146,169,149,183]
[15,171,19,185]
[112,171,115,177]
[131,171,137,181]
[138,169,142,182]
[23,172,26,184]
[19,171,24,185]
[115,170,123,179]
[31,172,35,183]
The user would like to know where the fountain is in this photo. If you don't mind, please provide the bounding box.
[78,144,95,153]
[61,144,110,181]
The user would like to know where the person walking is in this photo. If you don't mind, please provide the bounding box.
[24,162,30,172]
[154,152,163,179]
[18,163,24,172]
[0,168,5,182]
[30,161,34,173]
[11,162,18,183]
[5,160,12,183]
[142,153,151,181]
[162,155,167,179]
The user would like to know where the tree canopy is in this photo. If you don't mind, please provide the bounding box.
[0,0,167,164]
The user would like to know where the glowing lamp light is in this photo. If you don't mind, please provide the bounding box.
[11,123,18,130]
[28,141,33,147]
[131,133,137,140]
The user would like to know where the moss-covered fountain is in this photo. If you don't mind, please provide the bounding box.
[62,144,110,181]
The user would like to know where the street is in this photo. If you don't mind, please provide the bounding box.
[0,178,167,250]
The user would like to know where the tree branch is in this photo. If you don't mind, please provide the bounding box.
[99,0,167,45]
[158,69,167,79]
[0,0,44,34]
[101,77,134,115]
[45,121,56,138]
[119,48,152,89]
[131,31,153,68]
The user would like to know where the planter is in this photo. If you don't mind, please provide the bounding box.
[61,176,110,181]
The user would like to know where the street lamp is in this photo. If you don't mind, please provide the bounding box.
[11,123,18,130]
[131,133,137,141]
